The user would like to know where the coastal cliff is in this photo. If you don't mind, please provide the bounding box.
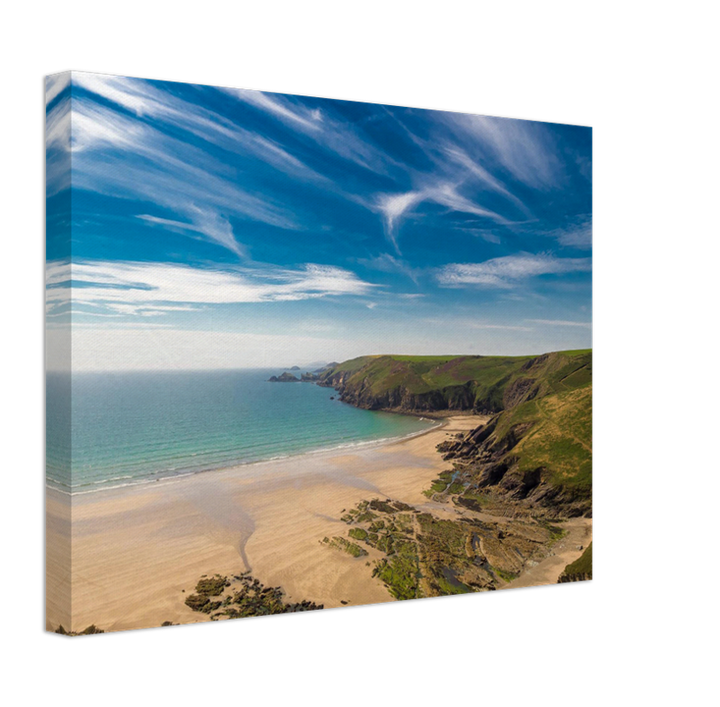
[558,543,593,582]
[317,351,588,414]
[314,351,592,598]
[320,350,592,519]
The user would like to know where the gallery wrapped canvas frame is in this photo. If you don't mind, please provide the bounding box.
[46,72,592,635]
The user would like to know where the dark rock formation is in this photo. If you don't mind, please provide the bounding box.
[268,372,300,382]
[558,543,592,582]
[558,570,592,583]
[318,375,479,413]
[316,351,592,520]
[502,377,539,408]
[436,415,591,519]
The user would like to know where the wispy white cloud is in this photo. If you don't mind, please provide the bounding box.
[573,152,592,181]
[528,319,591,328]
[138,210,247,258]
[546,215,592,249]
[46,260,71,286]
[223,87,400,175]
[101,303,205,317]
[376,182,509,253]
[450,114,561,190]
[73,74,332,185]
[452,226,502,245]
[422,317,534,332]
[45,73,70,105]
[375,191,424,252]
[376,109,531,216]
[431,183,510,222]
[222,88,323,130]
[364,108,544,251]
[219,87,551,255]
[436,253,591,289]
[245,130,333,187]
[45,96,72,195]
[66,96,300,255]
[46,96,71,150]
[442,146,531,216]
[45,259,378,317]
[357,252,421,284]
[72,73,151,113]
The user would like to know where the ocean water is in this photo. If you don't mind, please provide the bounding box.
[46,370,434,494]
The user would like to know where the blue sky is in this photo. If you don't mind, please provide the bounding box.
[46,72,591,370]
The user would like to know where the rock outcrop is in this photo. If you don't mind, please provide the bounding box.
[436,414,592,519]
[558,543,592,582]
[318,370,481,413]
[267,372,300,382]
[317,350,592,520]
[315,352,578,415]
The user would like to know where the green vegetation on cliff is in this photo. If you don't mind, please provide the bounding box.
[323,349,592,518]
[558,543,593,582]
[319,349,591,414]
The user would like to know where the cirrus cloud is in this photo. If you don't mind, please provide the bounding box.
[436,253,591,289]
[46,259,379,318]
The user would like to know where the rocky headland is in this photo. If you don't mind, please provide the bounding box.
[316,351,591,516]
[314,349,593,594]
[267,371,300,382]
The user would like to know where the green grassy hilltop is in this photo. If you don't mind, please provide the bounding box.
[324,353,537,411]
[320,349,591,413]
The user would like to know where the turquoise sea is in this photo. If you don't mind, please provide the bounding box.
[46,370,435,494]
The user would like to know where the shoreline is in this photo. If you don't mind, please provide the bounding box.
[47,413,591,633]
[49,413,444,498]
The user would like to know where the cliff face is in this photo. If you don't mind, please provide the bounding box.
[319,369,478,412]
[558,543,592,582]
[558,571,592,583]
[319,356,507,413]
[438,407,592,519]
[317,368,352,392]
[320,350,592,520]
[318,351,588,415]
[436,357,592,518]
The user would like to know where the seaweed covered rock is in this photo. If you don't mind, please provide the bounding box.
[183,573,323,620]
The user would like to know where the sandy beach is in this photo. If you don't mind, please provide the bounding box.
[46,415,591,633]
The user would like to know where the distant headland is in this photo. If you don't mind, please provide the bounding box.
[269,349,592,517]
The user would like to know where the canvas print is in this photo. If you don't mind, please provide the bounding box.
[45,72,592,635]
